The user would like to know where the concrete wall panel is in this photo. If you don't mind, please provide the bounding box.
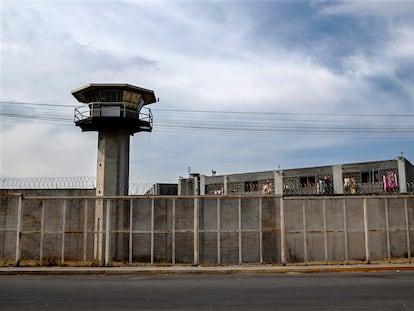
[262,198,279,230]
[326,232,346,262]
[388,199,406,230]
[175,232,193,264]
[132,233,151,262]
[199,199,217,231]
[306,201,324,232]
[22,200,42,231]
[241,198,259,230]
[347,232,366,261]
[220,199,238,230]
[242,232,260,263]
[175,199,193,231]
[199,232,217,264]
[262,231,280,263]
[154,233,172,263]
[39,234,61,260]
[220,232,238,264]
[65,234,84,261]
[325,200,344,231]
[389,231,408,258]
[0,196,18,229]
[367,199,386,230]
[154,199,173,231]
[368,231,387,260]
[20,233,40,260]
[0,232,14,259]
[306,232,324,262]
[0,196,18,260]
[285,233,304,263]
[345,199,364,231]
[284,200,303,232]
[133,200,151,231]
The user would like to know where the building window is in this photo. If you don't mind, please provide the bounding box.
[300,176,316,188]
[244,181,259,192]
[361,171,372,183]
[361,170,380,183]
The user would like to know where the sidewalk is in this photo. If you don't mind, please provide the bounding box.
[1,263,413,276]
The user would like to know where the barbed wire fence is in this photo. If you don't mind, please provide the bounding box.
[0,177,153,195]
[129,183,153,195]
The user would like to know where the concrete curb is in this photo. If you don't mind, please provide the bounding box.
[1,264,413,276]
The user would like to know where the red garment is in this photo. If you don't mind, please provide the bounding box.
[383,173,398,191]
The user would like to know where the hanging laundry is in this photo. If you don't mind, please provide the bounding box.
[383,173,398,191]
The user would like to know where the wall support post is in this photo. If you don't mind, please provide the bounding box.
[104,200,112,266]
[193,197,199,265]
[363,198,370,263]
[14,195,23,266]
[280,197,286,265]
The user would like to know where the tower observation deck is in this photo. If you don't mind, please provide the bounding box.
[73,83,157,134]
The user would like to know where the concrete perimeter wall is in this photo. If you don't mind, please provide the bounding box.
[1,191,413,266]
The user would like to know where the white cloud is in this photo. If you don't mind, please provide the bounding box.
[0,121,97,177]
[319,0,414,17]
[1,0,413,180]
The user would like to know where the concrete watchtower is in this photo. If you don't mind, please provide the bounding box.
[73,83,157,261]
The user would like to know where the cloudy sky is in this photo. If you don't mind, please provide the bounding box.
[1,0,414,185]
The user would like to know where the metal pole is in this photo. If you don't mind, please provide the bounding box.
[280,197,286,265]
[105,200,111,266]
[15,195,23,266]
[363,198,370,263]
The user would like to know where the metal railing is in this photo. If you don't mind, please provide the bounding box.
[74,103,153,126]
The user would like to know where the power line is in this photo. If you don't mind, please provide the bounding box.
[2,100,414,117]
[1,100,413,138]
[152,108,414,118]
[0,100,75,108]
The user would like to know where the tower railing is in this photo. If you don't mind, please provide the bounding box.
[74,102,153,128]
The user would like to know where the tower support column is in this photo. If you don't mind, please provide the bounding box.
[94,128,130,261]
[73,83,157,264]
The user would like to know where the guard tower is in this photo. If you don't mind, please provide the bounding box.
[73,83,157,261]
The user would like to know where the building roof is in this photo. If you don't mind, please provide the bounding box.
[71,83,157,105]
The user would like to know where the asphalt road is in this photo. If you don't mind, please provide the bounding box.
[1,272,413,310]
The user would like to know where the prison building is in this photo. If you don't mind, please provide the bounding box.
[178,157,414,196]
